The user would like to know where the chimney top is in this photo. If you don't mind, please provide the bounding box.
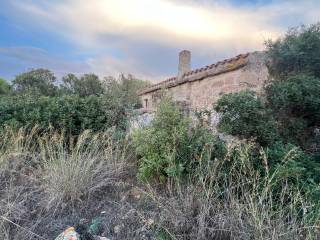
[178,50,191,80]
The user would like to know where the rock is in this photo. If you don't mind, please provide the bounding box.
[55,227,80,240]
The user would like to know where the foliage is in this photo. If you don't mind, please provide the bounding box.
[266,141,320,187]
[1,128,319,239]
[133,97,189,181]
[0,78,11,95]
[146,142,320,240]
[133,97,225,181]
[0,69,149,135]
[265,23,320,152]
[266,75,320,123]
[105,74,150,109]
[215,90,279,146]
[61,73,104,96]
[266,23,320,79]
[0,127,128,239]
[265,74,320,146]
[213,23,320,206]
[0,94,128,135]
[12,69,57,96]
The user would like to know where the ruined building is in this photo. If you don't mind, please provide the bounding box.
[138,50,269,112]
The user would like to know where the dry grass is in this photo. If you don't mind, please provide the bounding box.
[39,129,127,209]
[139,142,319,240]
[0,127,130,239]
[0,128,319,239]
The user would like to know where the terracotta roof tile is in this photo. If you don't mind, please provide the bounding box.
[138,52,251,95]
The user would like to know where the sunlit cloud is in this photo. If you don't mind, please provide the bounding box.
[10,0,285,50]
[1,0,320,81]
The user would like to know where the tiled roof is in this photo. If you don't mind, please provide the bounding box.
[138,53,250,95]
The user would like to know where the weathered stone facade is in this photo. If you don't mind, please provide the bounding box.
[138,50,269,112]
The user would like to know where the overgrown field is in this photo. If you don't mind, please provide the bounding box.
[0,126,318,239]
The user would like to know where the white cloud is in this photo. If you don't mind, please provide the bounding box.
[3,0,320,81]
[10,0,282,49]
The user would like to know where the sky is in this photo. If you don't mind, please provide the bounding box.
[0,0,319,82]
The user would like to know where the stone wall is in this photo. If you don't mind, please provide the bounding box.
[139,51,268,112]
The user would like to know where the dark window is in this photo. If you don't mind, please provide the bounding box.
[144,99,148,108]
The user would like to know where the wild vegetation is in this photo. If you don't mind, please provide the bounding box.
[1,23,320,239]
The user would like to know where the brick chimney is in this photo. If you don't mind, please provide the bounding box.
[178,50,191,80]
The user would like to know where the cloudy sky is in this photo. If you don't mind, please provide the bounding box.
[0,0,319,82]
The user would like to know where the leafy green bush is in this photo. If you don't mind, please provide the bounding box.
[266,141,320,185]
[133,97,225,181]
[133,98,189,181]
[265,73,320,149]
[0,94,128,135]
[266,23,320,79]
[266,74,320,124]
[265,24,320,151]
[214,90,279,146]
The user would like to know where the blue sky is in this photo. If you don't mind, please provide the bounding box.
[0,0,319,82]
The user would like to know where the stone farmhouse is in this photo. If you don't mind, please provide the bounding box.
[138,50,269,112]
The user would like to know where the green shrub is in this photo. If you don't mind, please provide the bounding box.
[266,23,320,79]
[266,141,320,185]
[133,98,190,181]
[133,97,225,181]
[214,90,279,146]
[265,23,320,151]
[266,74,320,123]
[0,94,128,135]
[265,74,320,149]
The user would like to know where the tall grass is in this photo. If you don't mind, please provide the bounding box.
[39,129,128,209]
[144,142,320,240]
[0,127,129,239]
[0,127,319,239]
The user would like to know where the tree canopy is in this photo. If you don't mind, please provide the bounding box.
[12,69,57,96]
[61,73,104,96]
[266,23,320,79]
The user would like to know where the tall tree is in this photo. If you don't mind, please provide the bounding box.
[61,73,104,97]
[12,69,57,96]
[104,74,150,109]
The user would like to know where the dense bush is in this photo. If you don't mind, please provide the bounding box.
[216,24,320,151]
[0,70,149,135]
[266,23,320,79]
[266,75,320,123]
[133,97,225,181]
[265,24,320,150]
[265,74,320,147]
[214,90,279,146]
[0,94,127,135]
